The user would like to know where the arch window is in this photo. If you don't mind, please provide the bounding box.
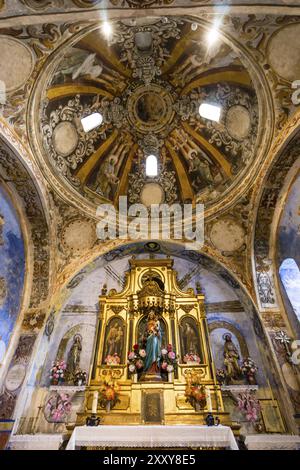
[279,258,300,322]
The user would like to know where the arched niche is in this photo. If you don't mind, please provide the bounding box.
[101,316,126,364]
[179,315,202,361]
[136,314,168,351]
[208,320,249,372]
[42,323,95,386]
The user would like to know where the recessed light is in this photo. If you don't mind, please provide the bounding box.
[146,154,158,177]
[199,103,221,122]
[81,113,103,132]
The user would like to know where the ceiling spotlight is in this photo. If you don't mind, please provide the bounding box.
[102,21,113,38]
[146,154,158,177]
[191,23,198,31]
[199,103,221,122]
[206,28,219,46]
[81,113,103,133]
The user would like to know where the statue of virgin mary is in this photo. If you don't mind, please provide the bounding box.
[143,310,162,374]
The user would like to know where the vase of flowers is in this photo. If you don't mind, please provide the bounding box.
[167,365,174,383]
[160,344,178,382]
[50,360,67,386]
[74,369,87,386]
[99,371,120,412]
[185,383,207,410]
[241,357,258,385]
[127,344,145,380]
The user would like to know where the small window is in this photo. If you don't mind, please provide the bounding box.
[279,258,300,322]
[145,155,158,177]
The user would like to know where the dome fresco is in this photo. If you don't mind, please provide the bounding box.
[33,17,262,213]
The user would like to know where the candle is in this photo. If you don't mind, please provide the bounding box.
[92,391,98,414]
[206,387,212,412]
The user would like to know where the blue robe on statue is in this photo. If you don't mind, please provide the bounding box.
[144,321,162,372]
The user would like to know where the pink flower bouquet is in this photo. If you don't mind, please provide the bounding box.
[105,353,121,365]
[50,360,67,385]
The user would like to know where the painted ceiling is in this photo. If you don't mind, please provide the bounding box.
[30,17,263,213]
[0,3,299,323]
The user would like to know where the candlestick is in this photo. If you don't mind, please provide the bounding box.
[92,391,98,414]
[206,386,212,412]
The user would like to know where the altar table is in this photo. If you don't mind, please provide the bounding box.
[245,434,300,450]
[66,425,238,450]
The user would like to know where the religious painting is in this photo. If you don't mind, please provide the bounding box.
[44,391,72,423]
[179,316,202,362]
[141,390,164,425]
[102,317,126,364]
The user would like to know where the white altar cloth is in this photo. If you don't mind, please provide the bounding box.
[245,434,300,450]
[66,425,238,450]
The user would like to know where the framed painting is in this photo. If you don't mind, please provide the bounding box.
[179,316,202,361]
[102,316,126,364]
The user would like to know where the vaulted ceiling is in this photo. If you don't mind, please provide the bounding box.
[0,1,299,298]
[31,17,262,213]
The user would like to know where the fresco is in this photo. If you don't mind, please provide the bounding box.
[0,186,25,365]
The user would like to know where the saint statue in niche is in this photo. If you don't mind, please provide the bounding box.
[143,310,162,374]
[223,333,241,380]
[105,321,124,358]
[66,334,82,380]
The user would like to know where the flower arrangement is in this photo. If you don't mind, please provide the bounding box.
[74,369,87,386]
[237,391,261,422]
[241,357,258,385]
[105,353,121,365]
[183,353,201,364]
[160,344,178,373]
[127,344,145,374]
[185,370,207,410]
[185,383,207,410]
[50,360,67,385]
[99,372,121,412]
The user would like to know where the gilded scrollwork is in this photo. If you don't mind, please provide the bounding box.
[42,94,108,188]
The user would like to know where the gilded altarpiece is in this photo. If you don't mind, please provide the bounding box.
[79,258,230,426]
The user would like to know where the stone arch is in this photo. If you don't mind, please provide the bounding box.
[0,121,51,310]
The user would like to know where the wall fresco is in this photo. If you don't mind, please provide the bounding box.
[0,186,25,365]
